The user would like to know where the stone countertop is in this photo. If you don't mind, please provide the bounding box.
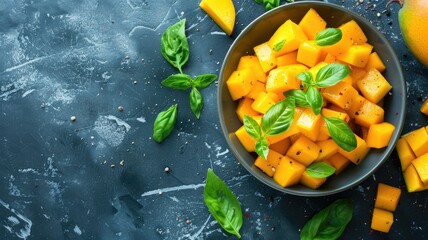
[1,0,427,239]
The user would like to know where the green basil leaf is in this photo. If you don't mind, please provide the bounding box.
[153,104,178,143]
[306,86,323,115]
[192,74,217,89]
[256,137,269,160]
[204,169,243,238]
[323,116,357,152]
[161,73,192,90]
[263,0,280,11]
[161,19,190,73]
[243,115,262,140]
[262,97,295,136]
[190,87,203,119]
[284,90,310,107]
[306,162,336,178]
[254,0,263,3]
[315,63,351,88]
[300,199,353,240]
[297,72,314,87]
[273,40,286,52]
[315,28,343,46]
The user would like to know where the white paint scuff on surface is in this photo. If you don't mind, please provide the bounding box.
[140,183,205,198]
[94,115,131,147]
[0,199,32,240]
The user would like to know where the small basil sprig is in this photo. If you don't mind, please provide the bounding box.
[153,105,178,143]
[300,199,353,240]
[161,73,217,119]
[155,19,217,138]
[204,169,243,238]
[254,0,294,11]
[273,40,285,52]
[315,28,342,46]
[286,63,356,152]
[190,87,203,119]
[306,162,336,178]
[323,116,357,152]
[244,97,295,160]
[161,19,189,74]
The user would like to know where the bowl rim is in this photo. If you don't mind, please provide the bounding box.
[217,1,407,196]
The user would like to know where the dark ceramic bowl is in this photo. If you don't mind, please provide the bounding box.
[218,1,406,196]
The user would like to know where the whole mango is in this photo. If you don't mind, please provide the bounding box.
[392,0,428,66]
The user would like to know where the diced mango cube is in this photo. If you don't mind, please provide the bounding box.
[323,81,359,110]
[371,208,394,233]
[338,134,370,165]
[404,127,428,157]
[251,92,277,114]
[297,107,322,141]
[420,99,428,115]
[245,81,266,100]
[266,67,301,94]
[337,43,373,68]
[366,122,395,149]
[254,42,277,72]
[412,152,428,184]
[236,98,260,122]
[268,20,308,57]
[254,149,283,177]
[269,138,291,155]
[365,52,386,72]
[286,135,320,166]
[226,69,256,100]
[237,55,267,83]
[375,183,401,212]
[316,139,339,162]
[357,68,392,104]
[346,94,366,119]
[273,156,306,188]
[297,41,324,67]
[276,51,298,66]
[354,100,384,128]
[321,35,353,57]
[300,171,327,189]
[403,164,428,192]
[298,8,327,40]
[395,138,416,171]
[235,125,255,152]
[199,0,235,36]
[339,20,368,45]
[324,52,336,63]
[328,153,350,175]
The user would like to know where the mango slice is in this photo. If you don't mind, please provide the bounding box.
[199,0,235,36]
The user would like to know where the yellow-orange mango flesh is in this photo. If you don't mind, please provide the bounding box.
[404,127,428,157]
[286,135,320,166]
[357,68,392,104]
[371,208,394,233]
[237,55,267,83]
[375,183,401,212]
[395,138,416,171]
[403,164,428,192]
[366,122,395,149]
[399,0,428,66]
[199,0,235,36]
[273,156,306,188]
[298,8,327,40]
[412,152,428,184]
[254,149,283,177]
[300,171,326,190]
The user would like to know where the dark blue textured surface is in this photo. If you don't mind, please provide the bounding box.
[0,0,427,239]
